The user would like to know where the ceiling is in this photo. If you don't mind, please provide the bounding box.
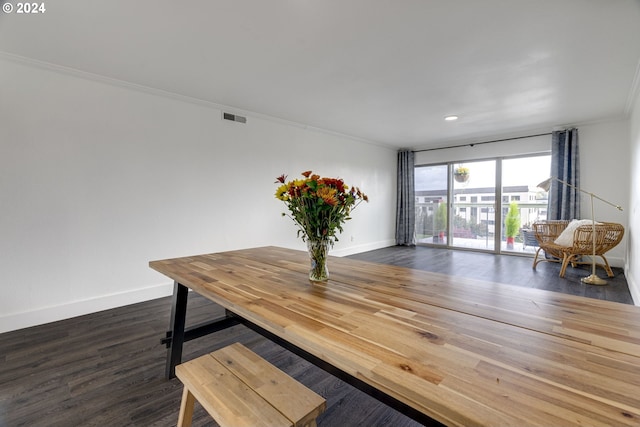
[1,0,640,150]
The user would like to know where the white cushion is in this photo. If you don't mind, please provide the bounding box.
[554,219,595,246]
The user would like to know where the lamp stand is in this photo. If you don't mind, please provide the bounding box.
[581,193,607,285]
[582,274,607,285]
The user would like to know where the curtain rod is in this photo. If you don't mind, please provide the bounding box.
[414,132,552,153]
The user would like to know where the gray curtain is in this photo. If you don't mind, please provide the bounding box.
[549,128,580,220]
[395,150,415,245]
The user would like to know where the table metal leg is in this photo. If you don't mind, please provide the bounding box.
[165,281,188,379]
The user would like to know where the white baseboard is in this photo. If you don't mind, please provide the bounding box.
[331,239,396,257]
[0,283,174,334]
[625,266,640,306]
[578,255,625,269]
[611,257,625,269]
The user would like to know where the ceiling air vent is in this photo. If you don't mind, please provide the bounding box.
[222,112,247,124]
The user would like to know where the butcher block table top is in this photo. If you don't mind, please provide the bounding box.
[149,246,640,426]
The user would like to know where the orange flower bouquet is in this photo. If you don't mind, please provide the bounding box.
[275,171,368,281]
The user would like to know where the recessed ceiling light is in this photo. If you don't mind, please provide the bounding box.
[444,115,459,121]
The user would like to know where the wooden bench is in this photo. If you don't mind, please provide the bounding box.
[175,342,326,427]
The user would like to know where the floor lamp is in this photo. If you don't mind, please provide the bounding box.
[537,177,623,285]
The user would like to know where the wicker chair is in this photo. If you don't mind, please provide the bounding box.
[532,220,570,266]
[532,220,624,278]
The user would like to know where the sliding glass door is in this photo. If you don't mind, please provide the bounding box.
[415,165,448,245]
[501,155,551,254]
[415,154,550,254]
[451,160,496,251]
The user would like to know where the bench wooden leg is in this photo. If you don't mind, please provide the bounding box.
[177,386,196,427]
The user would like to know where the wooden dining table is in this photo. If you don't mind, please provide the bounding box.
[149,246,640,426]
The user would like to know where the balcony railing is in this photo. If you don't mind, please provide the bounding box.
[415,201,548,253]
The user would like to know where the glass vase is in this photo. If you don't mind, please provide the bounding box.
[307,239,330,282]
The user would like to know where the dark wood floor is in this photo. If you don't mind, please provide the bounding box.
[349,246,633,304]
[0,246,632,426]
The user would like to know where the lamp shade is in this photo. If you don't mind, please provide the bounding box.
[537,177,553,192]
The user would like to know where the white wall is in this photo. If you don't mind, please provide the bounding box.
[414,133,551,165]
[577,119,629,269]
[0,57,397,333]
[627,84,640,305]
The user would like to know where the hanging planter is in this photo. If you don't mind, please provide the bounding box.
[454,166,469,183]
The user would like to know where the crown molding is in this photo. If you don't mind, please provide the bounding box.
[0,51,391,150]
